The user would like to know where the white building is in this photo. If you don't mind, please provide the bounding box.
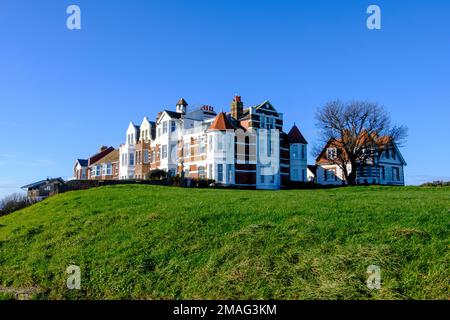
[117,96,308,189]
[119,122,140,179]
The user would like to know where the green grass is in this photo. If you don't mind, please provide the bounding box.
[0,185,448,300]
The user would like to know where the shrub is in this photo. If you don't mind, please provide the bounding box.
[194,179,215,188]
[420,181,450,187]
[145,169,168,181]
[0,193,35,216]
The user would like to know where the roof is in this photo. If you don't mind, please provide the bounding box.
[21,178,65,190]
[307,165,317,175]
[91,149,119,166]
[315,134,406,165]
[163,110,182,119]
[288,125,308,144]
[76,159,88,167]
[255,100,270,109]
[209,112,235,131]
[177,98,188,106]
[89,146,115,165]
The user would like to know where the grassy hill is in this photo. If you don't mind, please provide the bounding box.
[0,185,448,300]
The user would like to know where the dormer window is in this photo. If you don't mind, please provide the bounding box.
[326,148,337,159]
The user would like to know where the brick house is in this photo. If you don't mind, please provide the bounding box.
[73,146,115,180]
[89,149,120,180]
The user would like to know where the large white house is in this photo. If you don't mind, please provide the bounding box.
[115,96,308,189]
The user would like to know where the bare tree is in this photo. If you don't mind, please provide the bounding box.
[314,100,407,185]
[0,193,35,216]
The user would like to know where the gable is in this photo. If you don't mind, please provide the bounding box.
[379,142,407,166]
[316,140,335,164]
[255,101,280,117]
[127,122,138,134]
[157,111,181,124]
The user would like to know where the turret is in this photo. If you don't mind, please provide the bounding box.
[176,98,188,114]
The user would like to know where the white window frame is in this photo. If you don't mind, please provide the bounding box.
[184,142,190,157]
[208,136,213,151]
[129,153,135,166]
[217,164,223,182]
[106,163,112,176]
[199,166,206,179]
[327,148,337,160]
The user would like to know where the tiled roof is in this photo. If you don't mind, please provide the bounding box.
[77,159,88,167]
[288,125,308,144]
[177,98,188,106]
[88,146,115,166]
[209,112,235,130]
[91,149,119,166]
[163,110,182,119]
[315,134,401,164]
[307,165,317,175]
[21,178,65,190]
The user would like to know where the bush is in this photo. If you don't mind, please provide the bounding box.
[145,169,168,181]
[194,179,215,188]
[0,193,35,216]
[420,181,450,187]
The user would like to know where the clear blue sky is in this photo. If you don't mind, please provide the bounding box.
[1,0,449,197]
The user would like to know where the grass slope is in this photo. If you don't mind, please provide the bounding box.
[0,185,448,300]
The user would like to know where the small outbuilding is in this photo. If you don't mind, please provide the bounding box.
[21,178,65,202]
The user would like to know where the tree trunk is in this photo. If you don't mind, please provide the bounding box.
[347,161,357,185]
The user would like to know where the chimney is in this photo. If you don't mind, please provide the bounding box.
[231,95,244,120]
[99,145,108,152]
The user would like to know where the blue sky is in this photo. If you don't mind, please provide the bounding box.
[0,0,449,197]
